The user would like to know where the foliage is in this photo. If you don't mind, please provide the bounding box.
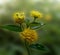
[0,0,60,55]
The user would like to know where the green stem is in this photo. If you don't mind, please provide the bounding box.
[25,40,31,55]
[20,23,24,31]
[34,17,37,22]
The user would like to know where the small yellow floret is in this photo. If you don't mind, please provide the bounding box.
[45,14,52,21]
[13,12,25,23]
[30,10,43,18]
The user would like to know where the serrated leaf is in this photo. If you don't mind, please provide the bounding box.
[0,25,22,32]
[30,43,48,51]
[30,22,41,29]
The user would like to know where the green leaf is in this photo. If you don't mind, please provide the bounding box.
[29,43,49,51]
[30,22,41,29]
[0,25,22,32]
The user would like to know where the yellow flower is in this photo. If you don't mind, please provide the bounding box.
[20,28,38,44]
[13,12,25,24]
[45,14,52,21]
[30,10,43,18]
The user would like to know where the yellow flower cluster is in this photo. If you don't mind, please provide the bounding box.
[20,28,38,44]
[30,10,43,18]
[13,11,52,24]
[13,12,25,24]
[13,11,52,44]
[13,11,43,24]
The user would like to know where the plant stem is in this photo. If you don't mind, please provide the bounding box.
[20,23,24,31]
[25,40,31,55]
[34,17,37,22]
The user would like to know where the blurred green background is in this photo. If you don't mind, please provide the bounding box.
[0,0,60,55]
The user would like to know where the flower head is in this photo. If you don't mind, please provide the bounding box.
[45,14,52,21]
[13,12,25,24]
[30,10,43,18]
[20,28,38,44]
